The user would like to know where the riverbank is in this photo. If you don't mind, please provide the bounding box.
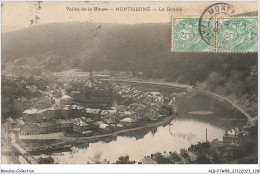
[25,115,175,154]
[31,118,226,163]
[108,79,254,123]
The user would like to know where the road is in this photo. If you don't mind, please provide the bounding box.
[104,79,252,120]
[197,88,252,120]
[12,143,37,164]
[10,133,38,164]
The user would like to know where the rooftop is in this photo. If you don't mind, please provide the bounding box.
[73,120,89,127]
[38,122,56,128]
[71,105,85,110]
[82,130,93,134]
[120,117,133,123]
[7,117,16,124]
[99,123,110,129]
[57,119,72,125]
[85,108,100,114]
[61,95,72,99]
[23,108,48,114]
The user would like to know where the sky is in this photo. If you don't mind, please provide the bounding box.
[2,1,258,33]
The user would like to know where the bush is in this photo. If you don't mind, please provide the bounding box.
[38,157,54,164]
[170,152,181,162]
[115,155,135,164]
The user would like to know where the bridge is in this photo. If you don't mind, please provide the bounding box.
[10,133,38,164]
[105,79,252,120]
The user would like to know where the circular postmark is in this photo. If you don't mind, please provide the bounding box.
[198,3,235,48]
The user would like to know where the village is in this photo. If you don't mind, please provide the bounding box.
[3,71,177,140]
[1,70,258,164]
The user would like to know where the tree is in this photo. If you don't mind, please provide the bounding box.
[153,153,172,164]
[195,154,210,164]
[180,148,190,161]
[170,152,181,162]
[38,157,54,164]
[208,147,221,163]
[115,155,135,164]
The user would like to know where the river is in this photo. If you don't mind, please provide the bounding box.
[34,83,247,164]
[35,118,224,164]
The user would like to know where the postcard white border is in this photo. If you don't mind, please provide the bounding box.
[0,0,259,174]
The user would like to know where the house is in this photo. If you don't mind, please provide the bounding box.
[145,92,164,103]
[104,118,116,125]
[60,95,73,105]
[56,119,73,132]
[48,105,63,117]
[100,110,109,116]
[73,120,90,134]
[117,112,127,119]
[124,111,131,116]
[16,118,25,126]
[98,123,112,133]
[147,107,159,117]
[108,109,117,115]
[43,107,61,119]
[71,105,85,118]
[71,91,80,95]
[61,105,72,120]
[120,117,138,127]
[38,122,57,134]
[81,130,93,136]
[7,117,18,131]
[129,103,145,111]
[100,110,111,116]
[80,117,93,123]
[116,123,124,130]
[223,128,243,145]
[85,108,101,121]
[20,123,40,135]
[135,107,149,124]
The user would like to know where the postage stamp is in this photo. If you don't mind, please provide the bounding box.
[171,3,258,53]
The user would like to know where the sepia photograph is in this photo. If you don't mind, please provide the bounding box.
[1,1,259,173]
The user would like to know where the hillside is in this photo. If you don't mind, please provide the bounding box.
[2,21,258,117]
[2,22,257,81]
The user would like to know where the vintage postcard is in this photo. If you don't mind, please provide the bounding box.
[1,1,259,173]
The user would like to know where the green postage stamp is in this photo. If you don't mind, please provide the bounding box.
[171,17,258,53]
[171,3,258,53]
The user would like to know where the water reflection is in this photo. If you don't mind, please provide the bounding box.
[34,85,248,164]
[44,118,225,164]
